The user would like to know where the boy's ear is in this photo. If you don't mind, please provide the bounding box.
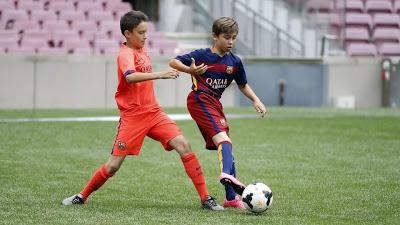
[123,30,131,38]
[212,32,218,41]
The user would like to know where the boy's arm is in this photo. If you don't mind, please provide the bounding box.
[238,84,268,118]
[169,58,208,75]
[125,69,179,83]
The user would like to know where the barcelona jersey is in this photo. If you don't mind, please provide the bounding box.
[175,48,247,98]
[116,43,160,116]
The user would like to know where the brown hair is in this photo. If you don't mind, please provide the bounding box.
[212,17,239,36]
[120,10,149,36]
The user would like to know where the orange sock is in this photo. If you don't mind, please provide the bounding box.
[80,164,114,200]
[181,152,209,202]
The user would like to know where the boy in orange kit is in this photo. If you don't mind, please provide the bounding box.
[170,17,267,209]
[62,11,223,210]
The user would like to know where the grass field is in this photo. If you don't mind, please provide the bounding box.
[0,107,399,225]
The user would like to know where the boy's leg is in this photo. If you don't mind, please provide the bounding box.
[62,155,125,205]
[146,109,223,210]
[213,132,246,196]
[168,135,223,210]
[217,141,236,201]
[171,137,209,202]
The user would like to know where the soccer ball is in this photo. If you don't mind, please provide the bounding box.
[241,182,273,213]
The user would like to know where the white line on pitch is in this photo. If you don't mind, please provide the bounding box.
[0,114,258,123]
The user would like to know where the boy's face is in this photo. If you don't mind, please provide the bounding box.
[213,32,237,53]
[124,21,147,49]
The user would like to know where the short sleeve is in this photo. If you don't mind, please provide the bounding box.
[175,50,198,66]
[234,59,247,86]
[118,50,136,76]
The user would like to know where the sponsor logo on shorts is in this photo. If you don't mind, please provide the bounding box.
[117,141,126,150]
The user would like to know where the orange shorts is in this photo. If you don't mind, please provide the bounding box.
[111,110,182,156]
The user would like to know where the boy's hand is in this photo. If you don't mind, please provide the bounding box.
[189,58,209,75]
[254,100,267,118]
[160,69,180,79]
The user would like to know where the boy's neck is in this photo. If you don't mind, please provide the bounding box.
[211,46,228,57]
[125,41,140,51]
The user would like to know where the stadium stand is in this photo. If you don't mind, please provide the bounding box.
[0,0,179,56]
[304,0,400,56]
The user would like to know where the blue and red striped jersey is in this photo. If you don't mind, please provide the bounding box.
[175,48,247,98]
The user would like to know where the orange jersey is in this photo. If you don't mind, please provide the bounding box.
[115,44,160,116]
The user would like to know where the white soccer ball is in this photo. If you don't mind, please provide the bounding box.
[241,182,273,213]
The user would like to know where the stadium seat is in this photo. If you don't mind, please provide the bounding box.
[347,43,378,56]
[76,1,103,14]
[0,1,15,16]
[105,1,132,14]
[100,46,119,55]
[52,30,80,47]
[379,43,400,56]
[46,1,75,14]
[372,13,400,29]
[372,27,400,47]
[59,11,86,26]
[115,10,128,21]
[17,1,43,14]
[2,10,29,23]
[94,32,110,40]
[71,20,98,33]
[94,39,119,55]
[99,20,120,36]
[345,13,373,31]
[365,0,393,14]
[20,38,49,53]
[336,0,365,13]
[62,38,91,53]
[0,30,19,39]
[13,20,40,32]
[42,20,70,32]
[87,11,114,24]
[23,29,51,40]
[344,27,370,42]
[30,10,57,25]
[7,46,36,54]
[0,38,19,52]
[395,1,400,14]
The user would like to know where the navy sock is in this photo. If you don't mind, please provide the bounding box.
[218,142,236,201]
[219,141,233,174]
[225,159,237,200]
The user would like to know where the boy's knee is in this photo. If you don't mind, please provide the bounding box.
[106,163,120,174]
[180,140,192,151]
[175,139,192,154]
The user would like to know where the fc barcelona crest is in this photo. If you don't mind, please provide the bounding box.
[220,118,226,126]
[226,66,233,74]
[118,141,126,150]
[137,57,144,65]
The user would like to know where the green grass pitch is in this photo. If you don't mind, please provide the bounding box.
[0,107,399,225]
